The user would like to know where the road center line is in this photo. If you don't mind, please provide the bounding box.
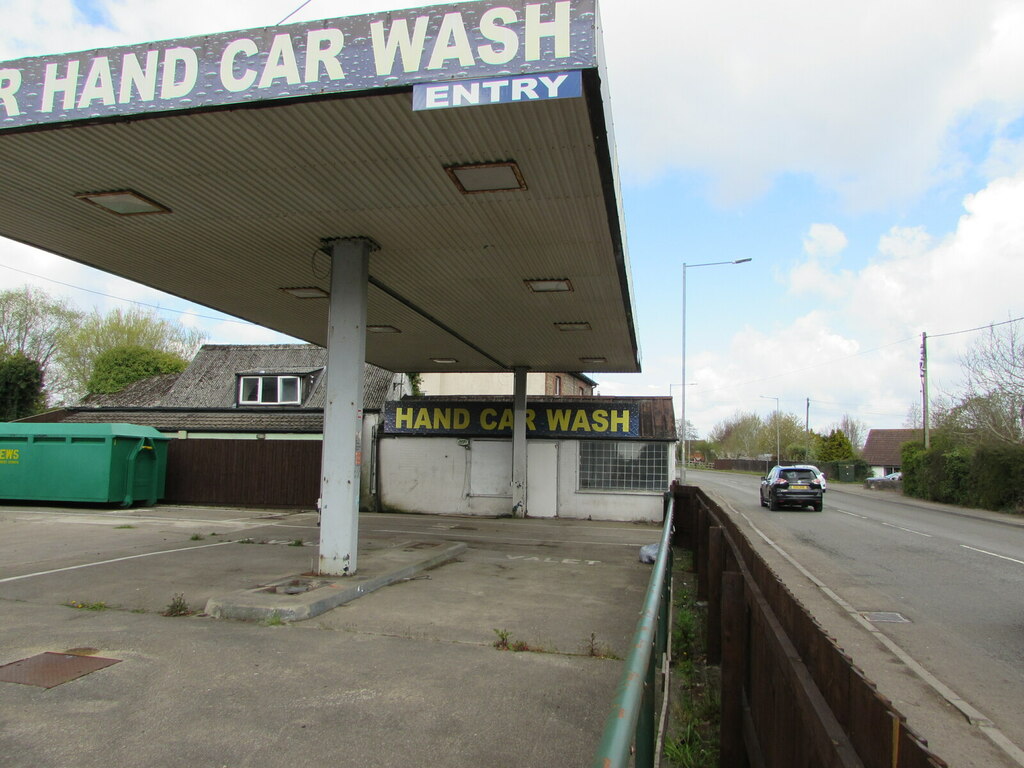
[880,522,932,537]
[835,509,867,519]
[960,545,1024,566]
[0,540,235,584]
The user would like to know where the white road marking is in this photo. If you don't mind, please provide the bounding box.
[365,527,643,547]
[960,545,1024,567]
[835,509,867,519]
[0,541,234,584]
[880,522,932,537]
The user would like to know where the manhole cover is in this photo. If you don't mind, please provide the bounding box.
[0,652,121,688]
[862,611,911,624]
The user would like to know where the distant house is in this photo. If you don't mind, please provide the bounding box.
[418,371,597,397]
[861,429,922,476]
[24,344,405,509]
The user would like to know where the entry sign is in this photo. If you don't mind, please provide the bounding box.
[413,70,581,110]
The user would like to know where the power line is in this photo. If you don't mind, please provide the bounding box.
[928,314,1024,339]
[0,261,258,327]
[278,0,316,25]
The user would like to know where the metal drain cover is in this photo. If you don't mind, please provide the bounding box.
[0,652,121,688]
[862,611,911,624]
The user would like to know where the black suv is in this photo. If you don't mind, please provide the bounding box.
[759,465,824,511]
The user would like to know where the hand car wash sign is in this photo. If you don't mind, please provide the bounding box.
[0,0,594,130]
[384,400,640,438]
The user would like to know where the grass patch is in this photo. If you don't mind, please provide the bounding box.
[263,611,286,626]
[288,538,304,547]
[114,524,136,529]
[663,554,720,768]
[65,600,108,611]
[190,533,204,541]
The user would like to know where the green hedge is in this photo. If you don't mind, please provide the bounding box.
[901,441,1024,513]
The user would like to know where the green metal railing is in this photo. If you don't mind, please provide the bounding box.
[592,494,675,768]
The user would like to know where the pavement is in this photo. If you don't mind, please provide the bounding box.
[0,503,663,768]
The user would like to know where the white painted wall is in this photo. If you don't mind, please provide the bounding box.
[377,436,667,522]
[418,371,548,396]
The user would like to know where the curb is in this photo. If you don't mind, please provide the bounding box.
[205,541,467,622]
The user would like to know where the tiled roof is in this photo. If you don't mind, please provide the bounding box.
[861,429,922,466]
[60,408,325,433]
[56,344,399,434]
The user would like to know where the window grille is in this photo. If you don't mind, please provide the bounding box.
[579,441,668,492]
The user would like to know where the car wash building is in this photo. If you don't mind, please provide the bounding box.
[0,0,644,574]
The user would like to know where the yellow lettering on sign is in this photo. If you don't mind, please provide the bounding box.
[433,408,451,430]
[591,410,609,432]
[610,410,629,432]
[414,408,433,429]
[454,408,470,429]
[497,408,514,430]
[480,408,498,430]
[525,408,536,431]
[546,409,571,431]
[395,407,414,429]
[571,410,591,431]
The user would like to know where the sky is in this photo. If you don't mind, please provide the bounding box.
[2,0,1024,438]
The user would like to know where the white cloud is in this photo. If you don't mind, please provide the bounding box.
[599,0,1024,207]
[802,224,848,260]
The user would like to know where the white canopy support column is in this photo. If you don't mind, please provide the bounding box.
[318,236,377,576]
[511,366,528,518]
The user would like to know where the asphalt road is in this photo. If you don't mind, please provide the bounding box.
[688,469,1024,767]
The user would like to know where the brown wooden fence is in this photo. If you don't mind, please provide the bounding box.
[673,485,946,768]
[164,439,321,508]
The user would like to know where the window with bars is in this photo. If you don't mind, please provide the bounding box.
[238,375,301,405]
[578,441,669,492]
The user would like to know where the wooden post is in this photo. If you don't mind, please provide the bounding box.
[720,571,748,768]
[707,526,724,664]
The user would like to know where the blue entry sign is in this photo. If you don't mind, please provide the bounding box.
[412,70,581,110]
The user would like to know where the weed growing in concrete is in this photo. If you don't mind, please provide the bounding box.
[190,533,204,541]
[288,538,304,547]
[263,611,286,626]
[237,538,255,544]
[162,593,191,617]
[492,628,511,650]
[583,632,621,660]
[66,600,107,611]
[491,628,543,653]
[114,524,136,529]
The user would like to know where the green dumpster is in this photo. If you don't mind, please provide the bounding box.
[0,423,170,507]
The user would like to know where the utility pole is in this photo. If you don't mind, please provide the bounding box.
[920,332,930,449]
[805,398,810,457]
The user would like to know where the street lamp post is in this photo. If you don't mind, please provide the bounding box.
[760,395,780,465]
[680,257,752,483]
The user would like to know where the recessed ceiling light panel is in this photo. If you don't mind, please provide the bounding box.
[579,356,606,364]
[430,357,458,364]
[281,286,329,299]
[555,322,592,332]
[75,190,170,216]
[525,278,573,293]
[446,162,526,194]
[368,325,402,333]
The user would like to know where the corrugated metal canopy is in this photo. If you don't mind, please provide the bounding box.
[0,74,638,374]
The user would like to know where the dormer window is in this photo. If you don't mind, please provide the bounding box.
[239,375,301,405]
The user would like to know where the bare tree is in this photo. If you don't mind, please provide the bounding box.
[831,413,868,451]
[709,411,763,459]
[953,323,1024,445]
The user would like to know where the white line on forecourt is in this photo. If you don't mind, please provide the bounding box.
[0,541,234,584]
[731,503,1024,767]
